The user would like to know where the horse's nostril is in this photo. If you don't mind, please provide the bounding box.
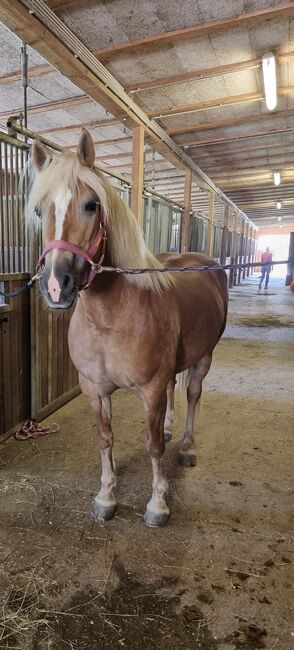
[63,274,71,290]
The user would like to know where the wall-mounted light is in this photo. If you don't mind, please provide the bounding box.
[262,52,277,111]
[277,201,282,209]
[273,171,281,185]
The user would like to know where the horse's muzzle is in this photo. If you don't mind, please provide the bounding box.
[39,266,77,309]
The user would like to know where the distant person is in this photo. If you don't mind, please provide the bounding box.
[259,246,273,290]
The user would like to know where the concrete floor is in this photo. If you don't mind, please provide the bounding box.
[0,275,293,649]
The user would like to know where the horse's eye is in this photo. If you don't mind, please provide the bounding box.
[35,207,42,219]
[85,201,97,213]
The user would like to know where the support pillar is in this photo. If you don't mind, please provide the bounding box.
[242,222,249,280]
[229,211,238,288]
[205,191,215,257]
[180,171,192,252]
[131,125,145,223]
[220,204,229,265]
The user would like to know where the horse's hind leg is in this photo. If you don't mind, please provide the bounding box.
[164,378,175,443]
[179,354,212,467]
[79,374,117,521]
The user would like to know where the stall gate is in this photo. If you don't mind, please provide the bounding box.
[0,132,79,435]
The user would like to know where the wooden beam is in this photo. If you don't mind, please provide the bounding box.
[196,153,294,172]
[0,95,91,121]
[180,171,192,253]
[150,91,262,119]
[190,138,294,160]
[169,107,294,137]
[0,63,52,85]
[149,87,294,120]
[185,128,294,149]
[125,51,294,94]
[131,126,145,222]
[230,212,239,287]
[220,205,229,264]
[39,118,120,135]
[205,192,215,257]
[3,49,293,92]
[127,58,261,93]
[95,3,294,60]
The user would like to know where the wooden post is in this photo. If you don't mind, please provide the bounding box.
[205,191,215,257]
[238,219,245,284]
[220,204,229,265]
[229,211,238,288]
[131,125,145,223]
[180,170,192,252]
[247,226,253,276]
[242,222,249,280]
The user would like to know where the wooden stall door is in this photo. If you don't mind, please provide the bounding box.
[0,274,31,436]
[31,291,79,421]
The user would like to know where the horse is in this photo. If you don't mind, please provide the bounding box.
[27,128,228,528]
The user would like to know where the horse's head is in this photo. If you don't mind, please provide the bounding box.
[30,129,107,309]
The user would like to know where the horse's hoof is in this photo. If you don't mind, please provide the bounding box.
[91,501,117,522]
[142,510,170,528]
[164,430,172,443]
[179,451,197,467]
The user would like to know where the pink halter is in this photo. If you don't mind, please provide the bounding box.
[37,210,107,290]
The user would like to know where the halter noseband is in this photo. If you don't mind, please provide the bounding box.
[37,209,107,289]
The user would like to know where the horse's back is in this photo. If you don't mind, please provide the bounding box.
[157,252,228,370]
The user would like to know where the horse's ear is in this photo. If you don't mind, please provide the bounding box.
[32,140,49,171]
[77,128,95,168]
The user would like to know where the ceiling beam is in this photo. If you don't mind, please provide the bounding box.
[197,153,294,172]
[190,139,294,159]
[0,62,52,85]
[149,87,294,119]
[39,118,120,135]
[0,95,91,121]
[2,48,294,93]
[94,2,294,60]
[125,51,294,94]
[168,107,294,137]
[184,128,294,148]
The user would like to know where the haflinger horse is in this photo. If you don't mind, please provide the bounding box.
[28,129,228,528]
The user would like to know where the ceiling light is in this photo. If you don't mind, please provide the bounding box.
[273,171,280,185]
[262,52,277,111]
[278,216,282,221]
[277,201,282,209]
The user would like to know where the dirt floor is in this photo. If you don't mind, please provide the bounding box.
[0,274,293,650]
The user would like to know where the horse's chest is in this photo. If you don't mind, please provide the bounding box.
[68,312,139,388]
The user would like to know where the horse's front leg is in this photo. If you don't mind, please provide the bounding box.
[79,375,117,521]
[142,388,170,528]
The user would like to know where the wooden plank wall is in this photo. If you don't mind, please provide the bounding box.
[32,290,79,421]
[0,274,31,436]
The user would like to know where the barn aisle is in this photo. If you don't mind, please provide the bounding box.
[0,280,293,649]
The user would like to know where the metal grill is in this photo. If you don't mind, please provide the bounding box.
[0,134,30,273]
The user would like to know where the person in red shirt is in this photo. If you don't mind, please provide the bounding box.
[259,247,273,290]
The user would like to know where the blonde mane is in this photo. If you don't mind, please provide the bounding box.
[27,149,173,292]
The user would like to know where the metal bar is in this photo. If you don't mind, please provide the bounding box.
[3,142,10,271]
[0,141,4,273]
[9,143,15,272]
[15,146,21,271]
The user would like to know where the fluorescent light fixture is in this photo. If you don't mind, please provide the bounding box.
[273,171,281,185]
[262,52,277,111]
[278,216,282,221]
[277,201,282,209]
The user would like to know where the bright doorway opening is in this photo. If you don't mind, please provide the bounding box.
[257,234,290,278]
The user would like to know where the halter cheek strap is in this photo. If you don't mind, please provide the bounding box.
[37,210,107,290]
